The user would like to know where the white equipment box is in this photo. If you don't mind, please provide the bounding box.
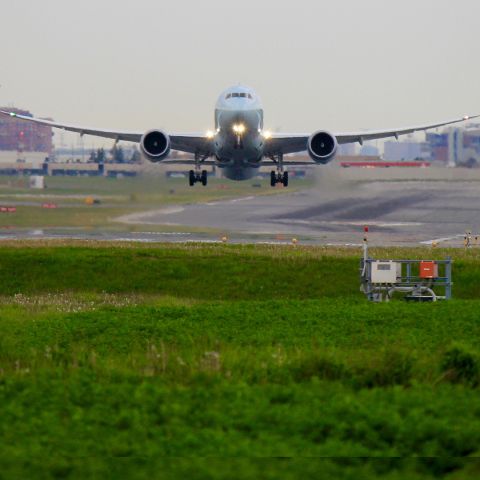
[371,261,401,284]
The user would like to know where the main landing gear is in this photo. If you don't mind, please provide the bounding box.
[189,152,209,186]
[270,170,288,187]
[189,169,208,186]
[269,153,288,187]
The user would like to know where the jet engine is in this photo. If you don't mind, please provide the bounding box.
[307,131,338,164]
[140,130,171,162]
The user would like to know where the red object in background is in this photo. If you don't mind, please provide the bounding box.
[42,203,57,209]
[340,161,431,168]
[0,206,16,213]
[420,261,439,279]
[364,226,369,233]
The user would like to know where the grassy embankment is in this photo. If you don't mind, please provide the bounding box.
[0,243,480,477]
[0,174,309,231]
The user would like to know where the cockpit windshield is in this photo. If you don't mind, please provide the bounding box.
[226,92,253,100]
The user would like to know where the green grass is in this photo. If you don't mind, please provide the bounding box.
[1,244,480,477]
[0,243,479,298]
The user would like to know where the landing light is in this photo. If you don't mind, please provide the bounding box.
[233,124,246,134]
[262,131,272,140]
[206,130,215,139]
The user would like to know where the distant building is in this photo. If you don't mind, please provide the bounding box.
[462,128,480,167]
[0,108,53,155]
[337,143,356,156]
[384,140,430,161]
[359,144,379,157]
[426,127,480,167]
[426,132,448,163]
[448,129,464,167]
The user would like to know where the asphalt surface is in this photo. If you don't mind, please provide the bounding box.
[2,168,480,246]
[111,172,480,246]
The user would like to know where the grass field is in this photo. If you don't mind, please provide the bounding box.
[0,243,480,477]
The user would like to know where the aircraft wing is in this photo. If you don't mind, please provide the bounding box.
[0,109,143,143]
[264,114,478,155]
[2,109,477,158]
[0,110,212,155]
[334,115,478,145]
[169,134,214,154]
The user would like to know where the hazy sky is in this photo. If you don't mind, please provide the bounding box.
[1,0,479,146]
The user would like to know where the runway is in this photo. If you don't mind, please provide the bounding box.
[111,170,480,246]
[2,168,480,247]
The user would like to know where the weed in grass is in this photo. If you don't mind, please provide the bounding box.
[354,349,414,388]
[289,352,348,383]
[440,344,479,386]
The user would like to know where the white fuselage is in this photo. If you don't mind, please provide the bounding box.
[213,85,266,180]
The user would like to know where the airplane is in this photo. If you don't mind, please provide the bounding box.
[0,85,477,187]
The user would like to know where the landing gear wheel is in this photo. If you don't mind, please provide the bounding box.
[269,153,288,187]
[270,171,288,187]
[270,171,277,187]
[189,170,196,187]
[201,170,208,186]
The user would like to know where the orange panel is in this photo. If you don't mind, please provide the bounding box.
[420,261,438,279]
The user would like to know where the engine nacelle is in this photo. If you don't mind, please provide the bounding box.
[307,131,338,164]
[140,130,171,162]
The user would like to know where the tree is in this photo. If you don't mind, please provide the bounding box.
[111,145,125,164]
[96,148,106,164]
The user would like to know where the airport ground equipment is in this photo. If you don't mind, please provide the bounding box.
[360,257,452,302]
[360,226,452,302]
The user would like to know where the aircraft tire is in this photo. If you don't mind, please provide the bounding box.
[201,170,208,186]
[283,171,289,187]
[270,171,276,187]
[189,170,196,186]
